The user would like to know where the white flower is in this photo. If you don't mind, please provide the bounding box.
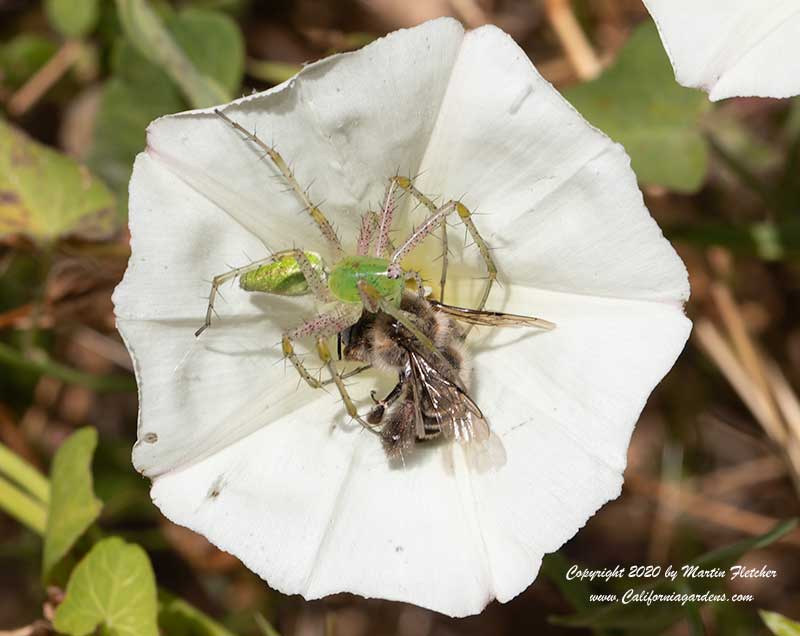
[113,18,691,617]
[643,0,800,100]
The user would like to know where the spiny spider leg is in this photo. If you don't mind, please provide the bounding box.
[288,248,331,303]
[390,200,457,266]
[392,177,498,321]
[375,178,401,257]
[404,270,425,297]
[214,109,344,257]
[282,305,378,433]
[356,214,375,256]
[389,177,449,301]
[196,255,279,337]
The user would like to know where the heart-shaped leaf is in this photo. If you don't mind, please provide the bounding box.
[43,427,102,580]
[53,537,158,636]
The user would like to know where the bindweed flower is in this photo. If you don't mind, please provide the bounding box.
[643,0,800,100]
[114,18,691,617]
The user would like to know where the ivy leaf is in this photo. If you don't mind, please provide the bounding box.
[0,119,117,243]
[42,427,102,580]
[53,537,158,636]
[762,610,800,636]
[566,20,711,193]
[45,0,101,38]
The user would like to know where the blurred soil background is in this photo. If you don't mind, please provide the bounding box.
[1,0,800,635]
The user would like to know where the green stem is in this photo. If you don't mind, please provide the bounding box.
[0,474,46,535]
[0,442,50,503]
[0,341,136,392]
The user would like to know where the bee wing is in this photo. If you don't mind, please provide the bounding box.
[429,300,555,330]
[407,350,490,445]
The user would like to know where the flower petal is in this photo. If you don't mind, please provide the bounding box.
[140,284,689,616]
[116,18,693,619]
[143,18,467,256]
[643,0,800,100]
[115,153,337,477]
[411,24,689,308]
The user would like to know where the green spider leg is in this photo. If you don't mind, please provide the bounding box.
[391,177,497,317]
[196,254,282,337]
[215,109,344,258]
[281,304,375,432]
[277,252,377,432]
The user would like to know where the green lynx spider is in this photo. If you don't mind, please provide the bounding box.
[196,109,537,430]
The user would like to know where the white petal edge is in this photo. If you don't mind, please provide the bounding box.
[643,0,800,100]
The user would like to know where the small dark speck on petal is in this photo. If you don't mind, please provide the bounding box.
[207,475,225,499]
[143,432,158,443]
[395,545,403,553]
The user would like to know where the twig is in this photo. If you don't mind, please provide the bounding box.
[699,456,786,496]
[7,40,82,116]
[449,0,490,27]
[626,472,800,548]
[709,283,779,423]
[543,0,601,81]
[693,319,786,444]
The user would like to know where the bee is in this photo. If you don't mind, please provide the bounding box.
[341,292,554,458]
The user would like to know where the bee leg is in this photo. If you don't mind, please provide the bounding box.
[214,109,344,258]
[196,255,283,337]
[368,377,405,424]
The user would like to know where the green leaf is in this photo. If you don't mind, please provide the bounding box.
[45,0,101,38]
[762,610,800,636]
[0,119,117,243]
[0,34,58,88]
[115,0,232,108]
[692,519,797,570]
[540,552,593,611]
[43,427,102,579]
[551,520,797,632]
[168,8,244,95]
[158,590,238,636]
[88,75,183,201]
[53,537,158,636]
[89,6,243,207]
[565,20,711,193]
